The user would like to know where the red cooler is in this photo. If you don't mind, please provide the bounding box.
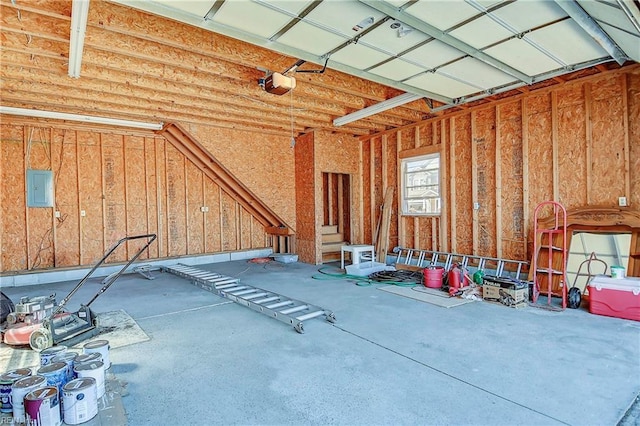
[588,275,640,321]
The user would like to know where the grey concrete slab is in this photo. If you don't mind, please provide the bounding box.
[2,259,639,425]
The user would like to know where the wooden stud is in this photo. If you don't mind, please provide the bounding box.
[100,133,107,254]
[622,75,631,200]
[201,169,207,253]
[413,126,419,248]
[585,83,593,204]
[370,138,376,243]
[24,127,30,269]
[75,130,83,264]
[359,140,365,244]
[236,202,241,250]
[338,173,344,235]
[450,117,457,253]
[184,155,190,255]
[219,186,224,251]
[50,128,57,267]
[552,90,559,202]
[122,135,130,258]
[471,111,479,255]
[396,130,404,248]
[522,99,530,260]
[440,120,448,252]
[164,141,171,256]
[431,217,437,250]
[155,139,163,258]
[495,106,503,259]
[328,173,334,226]
[143,138,152,255]
[382,135,388,192]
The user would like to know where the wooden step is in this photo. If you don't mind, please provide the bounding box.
[321,241,347,253]
[322,233,344,244]
[322,252,342,263]
[321,225,338,234]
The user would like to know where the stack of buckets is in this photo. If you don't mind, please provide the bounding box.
[0,339,109,425]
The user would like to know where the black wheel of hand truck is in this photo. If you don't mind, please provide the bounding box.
[568,287,582,309]
[0,291,14,324]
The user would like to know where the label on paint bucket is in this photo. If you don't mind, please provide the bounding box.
[11,375,47,424]
[37,362,68,397]
[25,386,61,426]
[0,368,32,413]
[63,377,98,425]
[40,345,68,366]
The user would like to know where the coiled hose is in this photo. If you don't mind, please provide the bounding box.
[312,266,421,287]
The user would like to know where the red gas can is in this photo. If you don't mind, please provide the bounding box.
[448,264,463,291]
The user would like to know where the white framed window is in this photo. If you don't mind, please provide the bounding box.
[401,153,441,215]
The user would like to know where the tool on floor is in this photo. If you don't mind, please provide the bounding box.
[163,264,336,333]
[2,234,156,351]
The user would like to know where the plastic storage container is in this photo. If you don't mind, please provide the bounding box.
[588,275,640,321]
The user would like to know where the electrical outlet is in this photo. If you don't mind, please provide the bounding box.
[618,197,627,207]
[54,211,61,218]
[473,202,480,210]
[201,206,209,212]
[80,210,86,217]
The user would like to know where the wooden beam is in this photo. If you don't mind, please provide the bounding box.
[471,111,479,255]
[552,90,559,201]
[495,106,503,259]
[396,130,405,248]
[440,120,448,252]
[585,83,593,204]
[622,75,631,200]
[450,117,457,253]
[522,99,530,261]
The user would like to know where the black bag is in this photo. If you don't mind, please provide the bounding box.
[0,291,15,324]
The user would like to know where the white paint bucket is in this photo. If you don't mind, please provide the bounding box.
[0,368,32,413]
[74,352,102,365]
[83,340,110,369]
[62,377,98,425]
[24,386,61,426]
[52,351,78,382]
[611,266,625,279]
[37,362,68,397]
[74,361,105,399]
[40,345,68,367]
[12,374,47,424]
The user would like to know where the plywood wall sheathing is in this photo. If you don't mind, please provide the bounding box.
[1,121,281,274]
[359,67,639,267]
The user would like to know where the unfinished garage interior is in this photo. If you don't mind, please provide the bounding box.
[1,0,640,425]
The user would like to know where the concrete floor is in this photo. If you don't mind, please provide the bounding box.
[2,259,639,425]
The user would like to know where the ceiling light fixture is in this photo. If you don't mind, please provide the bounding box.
[0,106,165,130]
[397,26,412,38]
[353,16,374,32]
[68,0,90,78]
[333,92,423,127]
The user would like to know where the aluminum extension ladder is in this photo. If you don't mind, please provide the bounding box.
[395,247,529,280]
[164,264,336,333]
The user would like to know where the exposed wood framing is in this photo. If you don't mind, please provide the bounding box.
[622,75,631,200]
[495,106,503,259]
[471,111,479,255]
[585,83,593,204]
[440,120,448,252]
[522,99,530,260]
[552,91,559,201]
[450,117,457,253]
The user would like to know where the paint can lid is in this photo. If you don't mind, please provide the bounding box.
[0,368,32,383]
[83,340,109,349]
[41,345,68,356]
[13,375,47,389]
[63,377,95,392]
[25,386,57,401]
[52,351,78,362]
[74,361,103,372]
[37,362,66,374]
[74,353,102,364]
